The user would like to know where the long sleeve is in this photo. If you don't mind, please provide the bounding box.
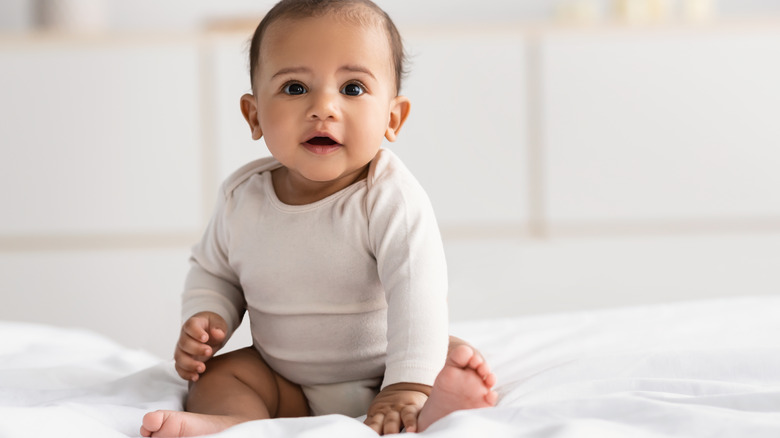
[181,181,246,337]
[366,150,449,389]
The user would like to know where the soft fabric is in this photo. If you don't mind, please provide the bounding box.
[300,377,382,417]
[181,148,450,390]
[2,295,779,437]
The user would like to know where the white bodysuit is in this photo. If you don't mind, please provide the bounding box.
[181,149,449,416]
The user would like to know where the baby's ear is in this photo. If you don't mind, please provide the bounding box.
[385,96,411,142]
[240,93,263,140]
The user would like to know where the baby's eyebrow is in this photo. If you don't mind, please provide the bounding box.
[271,66,312,79]
[339,64,376,80]
[270,65,376,80]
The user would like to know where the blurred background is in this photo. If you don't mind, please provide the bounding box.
[1,0,779,358]
[3,0,780,30]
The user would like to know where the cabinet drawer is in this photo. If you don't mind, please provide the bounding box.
[541,29,780,225]
[0,39,203,235]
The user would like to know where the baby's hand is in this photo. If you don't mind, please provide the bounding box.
[173,311,227,382]
[364,383,431,435]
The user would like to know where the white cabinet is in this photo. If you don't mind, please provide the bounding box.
[0,37,203,235]
[541,27,780,229]
[0,37,204,358]
[0,249,190,355]
[399,30,532,230]
[205,32,272,188]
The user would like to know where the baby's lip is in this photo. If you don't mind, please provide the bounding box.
[302,132,342,155]
[304,132,341,146]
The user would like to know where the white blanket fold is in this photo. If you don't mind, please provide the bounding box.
[2,296,779,437]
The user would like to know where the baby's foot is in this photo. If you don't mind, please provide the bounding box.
[416,344,498,432]
[140,410,242,437]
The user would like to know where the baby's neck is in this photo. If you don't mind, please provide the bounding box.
[271,165,369,206]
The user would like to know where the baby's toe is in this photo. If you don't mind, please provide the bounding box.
[448,344,475,368]
[467,352,485,370]
[485,389,499,406]
[475,361,492,378]
[484,371,497,388]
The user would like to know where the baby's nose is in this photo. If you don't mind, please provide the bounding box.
[307,91,340,120]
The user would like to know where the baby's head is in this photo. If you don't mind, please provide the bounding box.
[248,0,406,95]
[239,0,412,190]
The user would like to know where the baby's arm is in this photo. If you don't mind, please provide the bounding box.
[173,311,228,381]
[365,154,451,433]
[364,382,431,434]
[176,179,246,382]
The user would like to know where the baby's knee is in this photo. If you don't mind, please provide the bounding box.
[206,346,266,373]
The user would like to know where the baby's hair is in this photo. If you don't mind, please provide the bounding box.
[248,0,407,94]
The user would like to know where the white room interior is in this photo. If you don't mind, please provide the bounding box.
[1,0,779,359]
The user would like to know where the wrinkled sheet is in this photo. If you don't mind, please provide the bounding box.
[2,295,779,437]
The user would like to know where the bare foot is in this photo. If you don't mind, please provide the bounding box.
[140,410,243,437]
[416,344,498,432]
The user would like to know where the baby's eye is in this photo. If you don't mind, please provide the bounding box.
[341,82,365,96]
[282,82,307,95]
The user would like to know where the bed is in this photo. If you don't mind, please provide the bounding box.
[2,294,779,437]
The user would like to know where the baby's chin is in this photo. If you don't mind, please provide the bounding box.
[300,166,369,185]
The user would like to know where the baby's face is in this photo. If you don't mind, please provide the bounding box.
[251,14,403,184]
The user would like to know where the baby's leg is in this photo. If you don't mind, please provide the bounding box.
[416,338,498,432]
[141,347,308,437]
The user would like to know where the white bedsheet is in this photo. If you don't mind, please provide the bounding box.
[2,295,779,437]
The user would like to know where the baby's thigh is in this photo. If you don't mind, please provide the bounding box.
[302,377,382,418]
[193,347,308,418]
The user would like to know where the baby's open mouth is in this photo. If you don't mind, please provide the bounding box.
[303,135,342,155]
[306,136,339,146]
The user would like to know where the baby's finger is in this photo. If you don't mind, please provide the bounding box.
[400,405,419,433]
[382,410,402,435]
[182,318,209,343]
[173,351,204,380]
[174,348,206,375]
[178,334,213,358]
[364,412,385,434]
[174,362,201,382]
[206,327,226,349]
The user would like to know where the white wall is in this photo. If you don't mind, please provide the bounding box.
[4,0,780,30]
[1,10,779,358]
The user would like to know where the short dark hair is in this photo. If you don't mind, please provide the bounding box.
[248,0,407,93]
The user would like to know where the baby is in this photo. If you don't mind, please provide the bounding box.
[141,0,496,436]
